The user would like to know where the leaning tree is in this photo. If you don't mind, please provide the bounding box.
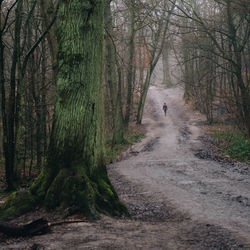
[0,0,126,220]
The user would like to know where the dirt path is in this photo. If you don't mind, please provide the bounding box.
[2,86,250,249]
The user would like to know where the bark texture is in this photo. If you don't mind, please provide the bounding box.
[0,0,127,220]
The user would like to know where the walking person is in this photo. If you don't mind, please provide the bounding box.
[163,102,168,116]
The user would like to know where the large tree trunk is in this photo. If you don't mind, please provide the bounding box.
[0,0,126,220]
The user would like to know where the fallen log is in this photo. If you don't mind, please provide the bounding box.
[0,218,50,237]
[0,218,87,237]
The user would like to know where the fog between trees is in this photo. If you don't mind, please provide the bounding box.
[0,0,249,217]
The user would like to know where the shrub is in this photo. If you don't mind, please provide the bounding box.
[211,129,250,163]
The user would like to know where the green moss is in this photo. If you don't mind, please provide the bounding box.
[42,167,113,218]
[211,129,250,163]
[0,162,128,220]
[126,132,144,143]
[98,178,115,197]
[105,128,144,164]
[95,191,128,217]
[42,169,95,217]
[0,0,128,220]
[30,169,50,200]
[92,173,128,217]
[44,168,72,209]
[0,190,36,220]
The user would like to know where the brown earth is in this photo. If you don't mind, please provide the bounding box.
[1,85,250,250]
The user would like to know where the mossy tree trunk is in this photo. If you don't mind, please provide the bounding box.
[0,0,127,220]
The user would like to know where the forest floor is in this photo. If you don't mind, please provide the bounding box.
[1,85,250,249]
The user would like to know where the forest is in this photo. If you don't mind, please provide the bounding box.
[0,0,249,227]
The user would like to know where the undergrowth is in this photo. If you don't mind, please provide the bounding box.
[105,126,145,164]
[211,127,250,164]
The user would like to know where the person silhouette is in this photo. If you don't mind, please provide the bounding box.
[163,102,168,116]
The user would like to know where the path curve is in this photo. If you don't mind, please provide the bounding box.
[113,85,250,243]
[2,85,250,249]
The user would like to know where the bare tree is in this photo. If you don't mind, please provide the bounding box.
[173,0,250,135]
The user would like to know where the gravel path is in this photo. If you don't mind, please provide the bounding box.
[1,86,250,249]
[111,86,250,244]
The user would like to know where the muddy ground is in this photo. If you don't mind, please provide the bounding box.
[1,86,250,249]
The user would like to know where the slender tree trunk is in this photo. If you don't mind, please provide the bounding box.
[41,39,48,158]
[124,3,135,127]
[113,63,125,144]
[136,2,175,125]
[162,41,171,87]
[104,0,124,145]
[0,123,2,161]
[138,33,144,89]
[39,0,58,81]
[30,62,42,169]
[4,0,23,190]
[29,131,34,178]
[22,135,27,178]
[226,1,250,136]
[0,2,6,163]
[136,68,151,124]
[235,70,250,136]
[105,1,117,132]
[29,33,42,169]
